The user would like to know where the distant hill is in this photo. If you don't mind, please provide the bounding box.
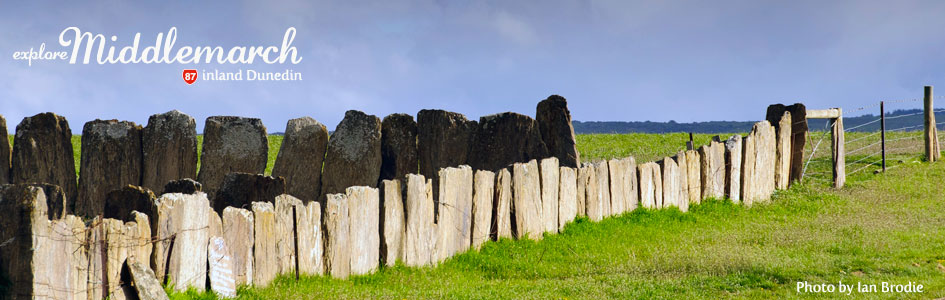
[574,109,944,134]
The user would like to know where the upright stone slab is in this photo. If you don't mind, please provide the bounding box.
[380,180,405,267]
[512,160,543,239]
[197,116,268,196]
[537,95,581,168]
[660,158,681,211]
[25,183,67,220]
[558,166,578,230]
[325,193,351,278]
[272,117,329,202]
[608,158,634,215]
[767,103,808,184]
[12,113,77,205]
[380,114,418,183]
[104,185,156,221]
[492,168,513,240]
[539,158,559,233]
[468,112,548,172]
[347,186,380,275]
[582,163,601,220]
[774,112,793,190]
[320,110,382,201]
[436,166,473,261]
[652,161,663,209]
[638,163,655,209]
[472,170,495,249]
[747,121,777,204]
[577,163,592,217]
[0,115,10,184]
[741,134,756,206]
[77,119,143,218]
[130,211,154,265]
[213,172,285,213]
[724,135,743,202]
[699,140,725,200]
[417,110,477,186]
[297,201,324,275]
[141,110,198,194]
[222,207,254,286]
[152,192,210,291]
[593,161,611,217]
[684,150,702,204]
[404,174,435,266]
[251,202,278,286]
[207,237,237,298]
[674,152,689,208]
[163,178,202,194]
[626,158,639,212]
[274,194,303,275]
[207,209,224,265]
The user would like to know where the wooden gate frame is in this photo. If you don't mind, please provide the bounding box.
[807,108,844,188]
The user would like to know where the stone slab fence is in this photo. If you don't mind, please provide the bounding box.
[0,98,805,299]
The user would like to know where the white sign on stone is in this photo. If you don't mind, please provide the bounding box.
[208,237,237,298]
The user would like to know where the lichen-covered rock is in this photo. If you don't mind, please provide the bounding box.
[104,185,156,221]
[469,112,548,172]
[472,170,495,249]
[152,192,211,291]
[12,113,78,205]
[222,207,254,286]
[539,158,559,233]
[436,166,473,261]
[320,110,382,201]
[417,110,476,193]
[537,95,580,168]
[699,140,725,200]
[380,114,418,183]
[162,178,202,194]
[213,172,285,213]
[381,179,405,266]
[558,166,578,230]
[141,110,198,194]
[724,135,743,202]
[24,183,67,220]
[197,116,268,196]
[0,115,10,184]
[77,119,143,218]
[272,117,329,202]
[492,168,513,240]
[403,174,435,267]
[251,201,278,286]
[324,193,350,278]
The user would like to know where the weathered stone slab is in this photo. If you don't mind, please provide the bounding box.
[608,158,636,215]
[436,166,473,261]
[381,179,405,266]
[638,163,655,209]
[417,110,477,191]
[24,183,67,220]
[251,201,278,286]
[0,115,10,184]
[537,95,581,168]
[492,168,513,240]
[208,208,223,245]
[775,112,793,190]
[593,161,611,216]
[380,114,418,183]
[700,140,725,200]
[104,185,155,221]
[130,211,153,266]
[539,158,559,233]
[90,214,153,300]
[272,117,329,202]
[297,201,324,275]
[558,166,577,230]
[577,163,592,217]
[404,174,435,266]
[127,261,170,300]
[741,134,756,206]
[142,110,198,194]
[583,163,601,219]
[674,152,689,209]
[767,103,808,184]
[660,157,681,211]
[163,178,202,194]
[197,116,268,197]
[746,121,777,205]
[684,150,702,204]
[512,160,543,239]
[724,135,743,202]
[213,172,286,213]
[12,113,78,206]
[472,170,495,249]
[77,119,143,218]
[153,192,210,291]
[325,193,351,278]
[652,162,663,208]
[626,158,639,212]
[347,186,380,275]
[222,207,254,286]
[469,112,548,172]
[275,194,303,275]
[320,110,382,201]
[208,237,237,298]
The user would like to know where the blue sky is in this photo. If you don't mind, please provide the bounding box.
[2,0,944,132]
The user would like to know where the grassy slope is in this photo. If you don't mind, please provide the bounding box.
[162,132,945,299]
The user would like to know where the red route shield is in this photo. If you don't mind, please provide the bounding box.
[182,69,198,84]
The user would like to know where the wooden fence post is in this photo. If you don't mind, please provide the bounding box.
[830,108,845,188]
[924,86,940,162]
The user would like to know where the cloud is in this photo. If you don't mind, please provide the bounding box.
[491,11,538,46]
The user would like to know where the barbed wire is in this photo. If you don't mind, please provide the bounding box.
[844,131,881,145]
[844,117,882,132]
